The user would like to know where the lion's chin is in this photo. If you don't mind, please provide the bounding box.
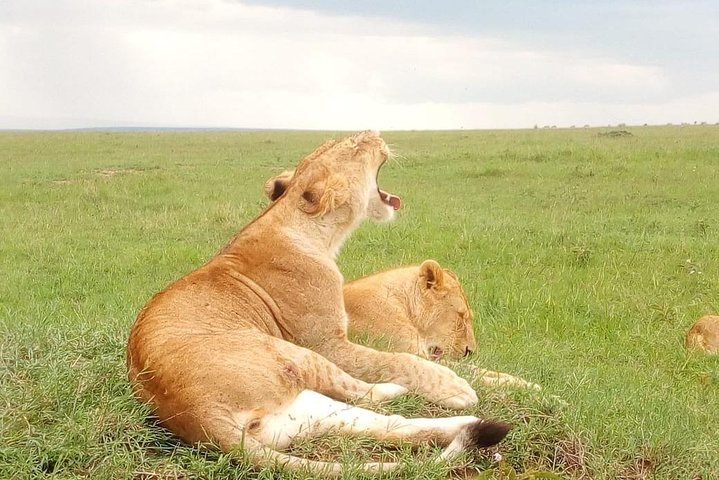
[367,201,396,223]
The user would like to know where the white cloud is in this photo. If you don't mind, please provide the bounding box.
[0,0,715,129]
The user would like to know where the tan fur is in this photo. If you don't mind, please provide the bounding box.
[686,315,719,354]
[128,132,505,477]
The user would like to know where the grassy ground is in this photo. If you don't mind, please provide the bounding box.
[1,126,718,479]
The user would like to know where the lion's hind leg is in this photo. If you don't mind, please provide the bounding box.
[249,390,509,464]
[201,393,508,477]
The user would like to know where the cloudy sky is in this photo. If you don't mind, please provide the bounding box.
[1,0,717,130]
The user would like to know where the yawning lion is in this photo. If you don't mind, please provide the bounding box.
[127,131,509,476]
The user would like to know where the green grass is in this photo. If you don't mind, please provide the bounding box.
[1,126,718,479]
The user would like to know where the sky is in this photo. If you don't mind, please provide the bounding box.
[1,0,718,130]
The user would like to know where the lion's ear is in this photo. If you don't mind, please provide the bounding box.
[419,260,445,291]
[299,174,349,216]
[263,170,294,201]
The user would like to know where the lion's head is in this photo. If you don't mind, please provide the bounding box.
[265,131,400,227]
[414,260,477,360]
[686,315,719,354]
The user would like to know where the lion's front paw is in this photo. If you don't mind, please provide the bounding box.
[523,380,542,391]
[474,369,542,391]
[410,359,480,409]
[435,380,478,409]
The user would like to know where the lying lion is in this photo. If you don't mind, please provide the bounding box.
[345,260,477,360]
[127,132,509,477]
[344,262,541,390]
[686,315,719,354]
[266,172,540,390]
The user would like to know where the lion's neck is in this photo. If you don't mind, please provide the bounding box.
[221,200,359,261]
[280,210,360,260]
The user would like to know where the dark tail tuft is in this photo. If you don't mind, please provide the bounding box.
[464,419,511,449]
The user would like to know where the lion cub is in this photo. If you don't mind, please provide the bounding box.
[686,315,719,354]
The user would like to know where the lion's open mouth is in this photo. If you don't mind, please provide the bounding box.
[376,159,401,210]
[379,190,401,210]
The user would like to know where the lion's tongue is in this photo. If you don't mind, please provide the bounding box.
[380,190,401,210]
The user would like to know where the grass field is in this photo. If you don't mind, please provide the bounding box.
[2,126,718,479]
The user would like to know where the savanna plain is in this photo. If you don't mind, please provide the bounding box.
[1,126,718,479]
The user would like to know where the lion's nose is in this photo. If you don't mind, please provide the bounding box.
[464,346,474,357]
